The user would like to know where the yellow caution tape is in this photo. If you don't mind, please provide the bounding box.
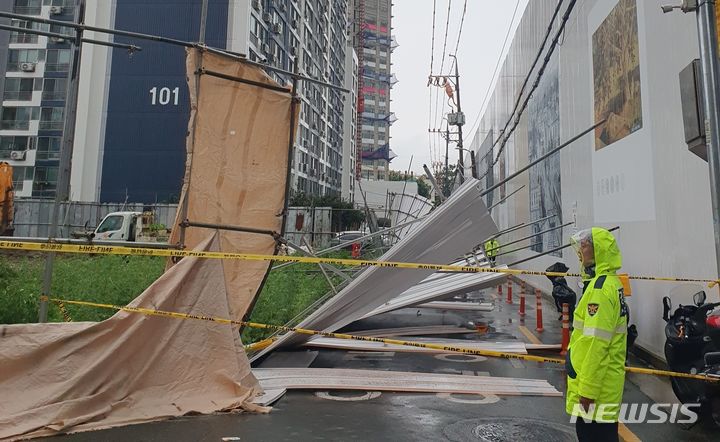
[47,296,720,383]
[56,300,73,322]
[3,240,719,287]
[244,337,277,352]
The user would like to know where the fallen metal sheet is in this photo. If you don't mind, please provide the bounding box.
[253,368,561,397]
[527,344,563,351]
[417,301,494,311]
[253,178,498,359]
[252,389,287,407]
[352,325,474,337]
[256,350,319,368]
[361,267,506,319]
[303,337,528,355]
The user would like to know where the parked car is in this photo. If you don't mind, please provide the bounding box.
[331,230,365,250]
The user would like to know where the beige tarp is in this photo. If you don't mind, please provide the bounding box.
[0,235,264,440]
[0,49,298,439]
[168,48,297,322]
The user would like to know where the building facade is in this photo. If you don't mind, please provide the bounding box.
[0,0,80,199]
[350,0,396,182]
[1,0,355,203]
[341,42,357,201]
[234,0,351,198]
[468,0,718,359]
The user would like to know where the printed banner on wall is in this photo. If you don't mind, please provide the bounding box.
[528,53,562,256]
[592,0,643,150]
[589,0,656,223]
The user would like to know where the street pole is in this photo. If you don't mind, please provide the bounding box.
[39,0,85,322]
[452,55,465,183]
[695,0,720,283]
[444,126,450,196]
[199,0,209,44]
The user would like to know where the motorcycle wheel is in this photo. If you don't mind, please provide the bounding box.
[711,396,720,428]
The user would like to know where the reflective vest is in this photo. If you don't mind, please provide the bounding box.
[484,239,499,258]
[566,227,628,422]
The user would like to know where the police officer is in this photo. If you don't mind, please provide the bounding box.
[484,238,500,265]
[565,228,628,442]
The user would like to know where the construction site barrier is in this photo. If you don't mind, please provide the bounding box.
[3,240,719,287]
[561,303,570,356]
[519,282,526,317]
[39,295,720,384]
[535,288,544,333]
[506,280,513,304]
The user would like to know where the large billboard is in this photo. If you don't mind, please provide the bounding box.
[100,0,228,203]
[592,0,642,150]
[528,53,562,256]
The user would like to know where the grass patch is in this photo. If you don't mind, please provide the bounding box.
[0,254,165,324]
[1,250,357,339]
[241,251,353,344]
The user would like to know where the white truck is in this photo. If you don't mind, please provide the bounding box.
[92,211,170,243]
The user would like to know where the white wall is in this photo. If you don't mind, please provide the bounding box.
[468,0,717,359]
[69,0,114,202]
[342,46,358,202]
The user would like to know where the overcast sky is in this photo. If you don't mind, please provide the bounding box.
[390,0,530,176]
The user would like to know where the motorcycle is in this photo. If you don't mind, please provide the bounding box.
[662,288,720,427]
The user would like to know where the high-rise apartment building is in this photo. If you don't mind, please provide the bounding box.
[0,0,80,199]
[341,42,357,202]
[350,0,396,182]
[0,0,355,202]
[240,0,351,198]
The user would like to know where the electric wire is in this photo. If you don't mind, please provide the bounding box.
[466,0,522,140]
[491,0,578,166]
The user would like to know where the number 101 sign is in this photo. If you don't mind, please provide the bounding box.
[149,86,180,106]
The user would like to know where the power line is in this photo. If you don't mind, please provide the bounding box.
[429,0,437,73]
[493,0,565,158]
[428,0,439,167]
[453,0,468,56]
[438,0,453,75]
[434,0,453,133]
[491,0,578,165]
[466,0,522,140]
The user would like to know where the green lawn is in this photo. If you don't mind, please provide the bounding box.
[0,252,354,345]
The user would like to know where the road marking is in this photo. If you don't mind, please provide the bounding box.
[434,353,488,363]
[619,422,641,442]
[519,325,543,345]
[315,391,382,401]
[436,392,500,404]
[343,351,395,361]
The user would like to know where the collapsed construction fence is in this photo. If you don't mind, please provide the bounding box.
[10,200,354,249]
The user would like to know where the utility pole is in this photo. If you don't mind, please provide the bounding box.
[38,0,86,322]
[199,0,209,44]
[445,125,450,183]
[451,55,465,182]
[428,127,456,197]
[663,0,720,283]
[429,54,466,189]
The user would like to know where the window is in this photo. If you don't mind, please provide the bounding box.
[45,49,70,72]
[48,23,73,39]
[96,215,124,233]
[32,165,58,198]
[42,79,67,100]
[0,136,33,158]
[14,0,41,15]
[11,166,34,192]
[7,49,43,71]
[36,136,61,160]
[1,106,39,130]
[3,78,38,101]
[9,19,41,43]
[39,107,63,130]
